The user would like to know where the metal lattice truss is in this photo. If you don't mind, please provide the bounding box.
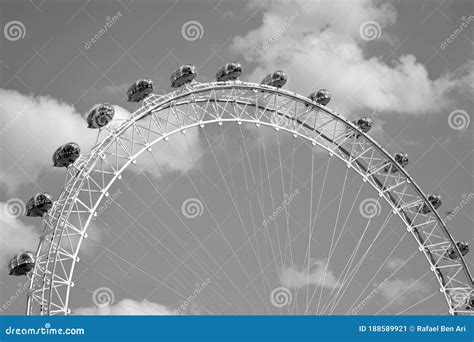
[27,82,473,315]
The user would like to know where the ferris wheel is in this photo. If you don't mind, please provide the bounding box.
[11,63,472,316]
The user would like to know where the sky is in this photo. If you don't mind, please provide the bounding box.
[0,0,472,315]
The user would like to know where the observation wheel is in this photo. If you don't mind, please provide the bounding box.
[18,65,472,316]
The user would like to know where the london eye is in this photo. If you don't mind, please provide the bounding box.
[10,64,472,316]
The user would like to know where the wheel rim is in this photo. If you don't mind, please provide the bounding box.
[27,82,473,315]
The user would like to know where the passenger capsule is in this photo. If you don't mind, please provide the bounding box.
[467,295,474,310]
[216,62,242,82]
[26,193,53,217]
[52,142,80,167]
[349,117,373,138]
[171,65,197,88]
[309,89,331,106]
[384,152,409,173]
[354,117,372,133]
[419,194,442,214]
[87,104,115,128]
[394,152,409,168]
[445,241,470,260]
[8,252,35,276]
[127,79,154,102]
[261,71,287,88]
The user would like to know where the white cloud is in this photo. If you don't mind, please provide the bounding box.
[382,278,430,304]
[62,219,105,257]
[385,257,406,271]
[279,259,341,290]
[0,89,204,193]
[74,298,176,315]
[0,202,39,267]
[0,202,104,275]
[230,0,472,116]
[0,89,97,194]
[105,102,204,178]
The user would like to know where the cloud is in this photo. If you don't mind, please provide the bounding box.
[0,201,105,271]
[279,259,341,290]
[385,257,406,271]
[107,102,204,178]
[102,83,130,97]
[74,298,176,315]
[0,202,39,267]
[63,219,105,257]
[230,0,473,116]
[0,89,97,194]
[0,89,204,193]
[382,278,430,304]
